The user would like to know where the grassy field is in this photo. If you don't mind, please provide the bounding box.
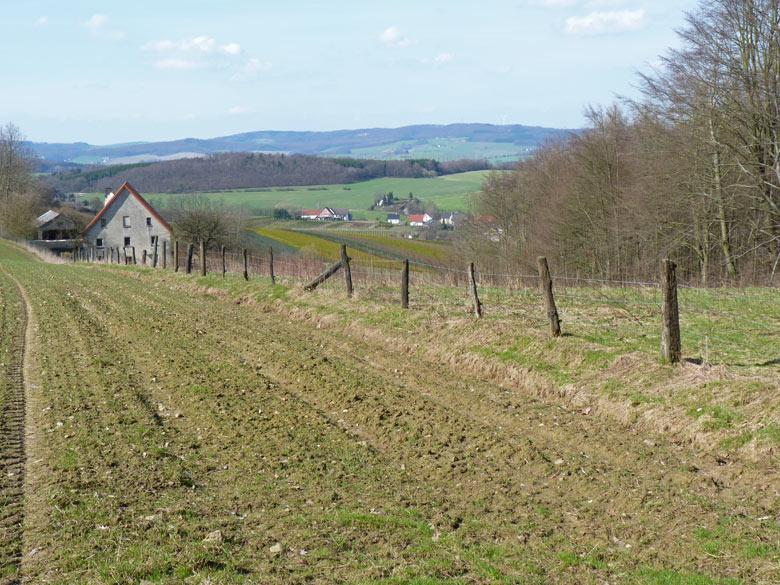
[82,171,489,216]
[254,224,454,265]
[346,139,534,164]
[0,240,778,584]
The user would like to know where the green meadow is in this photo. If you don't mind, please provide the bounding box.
[81,171,489,216]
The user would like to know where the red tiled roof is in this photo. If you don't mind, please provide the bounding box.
[82,182,172,236]
[408,214,426,222]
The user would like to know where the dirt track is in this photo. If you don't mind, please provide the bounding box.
[0,272,27,584]
[0,246,777,584]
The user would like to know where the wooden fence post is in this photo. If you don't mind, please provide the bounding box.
[221,246,226,278]
[174,240,179,272]
[142,249,147,265]
[131,247,137,265]
[152,239,159,268]
[468,262,483,318]
[304,260,343,291]
[401,258,409,309]
[200,241,207,276]
[340,244,353,297]
[186,243,194,274]
[162,240,167,269]
[269,246,275,284]
[661,259,681,364]
[537,256,561,337]
[243,248,249,280]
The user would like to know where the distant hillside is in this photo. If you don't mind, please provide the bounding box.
[45,153,488,194]
[27,123,572,165]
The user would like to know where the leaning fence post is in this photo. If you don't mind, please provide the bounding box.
[340,244,353,297]
[200,241,207,276]
[221,246,227,278]
[468,262,483,318]
[174,240,180,272]
[243,248,249,280]
[537,256,561,337]
[401,258,409,309]
[269,246,276,284]
[162,240,167,269]
[660,258,681,364]
[186,243,194,274]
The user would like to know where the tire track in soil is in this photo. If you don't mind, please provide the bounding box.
[0,273,28,585]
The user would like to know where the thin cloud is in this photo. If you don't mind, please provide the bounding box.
[143,36,242,56]
[33,16,48,27]
[565,9,646,35]
[154,58,199,70]
[83,14,126,40]
[422,52,455,66]
[231,58,273,81]
[379,26,415,49]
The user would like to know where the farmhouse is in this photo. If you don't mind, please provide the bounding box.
[300,209,321,220]
[408,213,434,227]
[82,182,172,260]
[299,207,352,221]
[387,212,401,225]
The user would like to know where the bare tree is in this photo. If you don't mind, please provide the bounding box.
[165,195,248,250]
[0,122,33,200]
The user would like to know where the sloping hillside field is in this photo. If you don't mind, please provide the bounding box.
[119,171,487,216]
[0,241,778,584]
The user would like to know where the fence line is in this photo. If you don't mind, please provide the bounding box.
[65,240,780,366]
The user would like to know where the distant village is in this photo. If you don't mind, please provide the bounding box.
[297,207,465,228]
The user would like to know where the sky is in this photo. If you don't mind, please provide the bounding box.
[1,0,700,144]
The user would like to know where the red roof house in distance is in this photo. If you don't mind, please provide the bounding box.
[408,213,434,227]
[82,182,172,260]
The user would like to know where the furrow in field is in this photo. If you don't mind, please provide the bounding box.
[0,271,28,585]
[11,263,451,582]
[88,267,777,582]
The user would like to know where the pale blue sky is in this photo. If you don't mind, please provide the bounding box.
[2,0,699,144]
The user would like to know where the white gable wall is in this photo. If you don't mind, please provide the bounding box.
[84,190,171,256]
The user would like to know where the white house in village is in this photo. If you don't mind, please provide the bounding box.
[82,182,172,260]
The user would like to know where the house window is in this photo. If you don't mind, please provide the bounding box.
[123,216,131,228]
[146,217,152,227]
[96,238,103,247]
[100,218,107,228]
[124,237,131,247]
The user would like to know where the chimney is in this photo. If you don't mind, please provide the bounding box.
[103,187,113,207]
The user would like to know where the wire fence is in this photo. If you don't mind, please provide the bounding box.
[61,241,780,366]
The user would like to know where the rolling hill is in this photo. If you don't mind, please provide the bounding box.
[27,123,573,165]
